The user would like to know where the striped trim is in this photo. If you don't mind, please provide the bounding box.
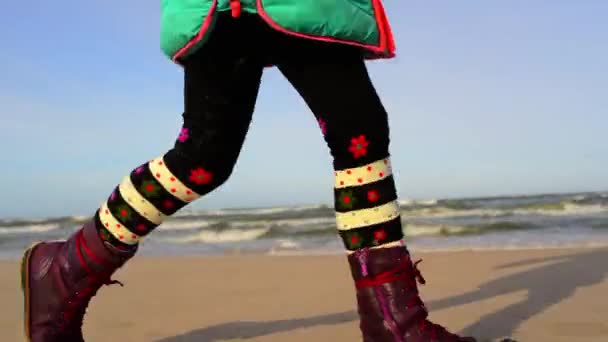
[334,175,397,212]
[335,158,392,189]
[336,200,400,230]
[148,156,200,203]
[99,201,140,245]
[106,186,156,234]
[371,240,403,250]
[118,176,166,225]
[345,239,404,254]
[339,216,403,250]
[172,0,218,62]
[346,240,406,254]
[256,0,394,57]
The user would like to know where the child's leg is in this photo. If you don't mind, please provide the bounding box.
[277,49,401,251]
[21,25,266,340]
[98,46,264,248]
[276,45,474,342]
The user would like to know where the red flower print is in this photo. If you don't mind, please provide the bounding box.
[351,235,359,245]
[367,190,379,202]
[140,180,161,198]
[348,135,369,159]
[163,199,174,209]
[338,190,356,210]
[136,224,147,232]
[178,127,190,143]
[99,229,111,241]
[189,168,213,185]
[318,118,327,135]
[374,230,387,242]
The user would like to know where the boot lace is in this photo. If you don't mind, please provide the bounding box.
[58,277,123,331]
[57,231,125,333]
[356,257,463,341]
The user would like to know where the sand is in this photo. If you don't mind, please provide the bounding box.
[1,247,607,341]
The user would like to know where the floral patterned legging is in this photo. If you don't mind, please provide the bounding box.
[96,14,404,251]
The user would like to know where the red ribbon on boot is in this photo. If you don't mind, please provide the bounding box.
[355,258,426,289]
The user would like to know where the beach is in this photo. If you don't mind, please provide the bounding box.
[2,247,607,341]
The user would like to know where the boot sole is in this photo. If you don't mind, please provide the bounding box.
[20,242,42,342]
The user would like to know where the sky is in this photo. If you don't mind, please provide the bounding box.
[0,1,606,218]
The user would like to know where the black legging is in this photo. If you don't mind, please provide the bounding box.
[98,14,403,251]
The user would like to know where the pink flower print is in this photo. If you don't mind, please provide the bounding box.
[109,191,117,201]
[134,165,145,175]
[318,118,327,135]
[178,128,190,143]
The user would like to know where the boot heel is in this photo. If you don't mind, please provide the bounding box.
[21,242,41,342]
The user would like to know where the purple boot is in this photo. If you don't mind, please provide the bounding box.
[20,220,136,342]
[348,246,476,342]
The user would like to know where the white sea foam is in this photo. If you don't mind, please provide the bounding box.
[194,204,326,217]
[513,203,608,216]
[157,220,212,231]
[0,223,61,235]
[161,227,271,243]
[405,224,477,237]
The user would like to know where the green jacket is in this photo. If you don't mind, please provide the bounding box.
[160,0,395,63]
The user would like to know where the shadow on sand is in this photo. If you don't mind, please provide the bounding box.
[156,248,608,341]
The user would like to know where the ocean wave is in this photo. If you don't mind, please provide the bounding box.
[191,204,329,217]
[399,199,439,206]
[405,222,534,237]
[229,217,335,231]
[402,192,606,209]
[161,227,271,244]
[0,223,61,235]
[158,220,213,231]
[403,202,607,219]
[0,215,88,228]
[404,207,508,218]
[156,219,539,245]
[3,192,606,228]
[1,192,605,243]
[513,203,607,216]
[156,217,335,233]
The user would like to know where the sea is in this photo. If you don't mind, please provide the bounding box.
[1,191,607,260]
